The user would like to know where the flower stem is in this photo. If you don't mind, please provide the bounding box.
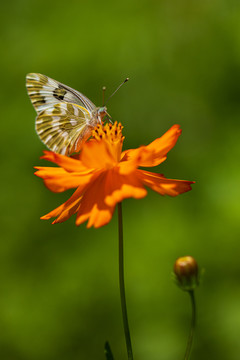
[117,202,134,360]
[184,290,196,360]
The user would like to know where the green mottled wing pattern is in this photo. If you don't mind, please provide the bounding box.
[36,102,94,155]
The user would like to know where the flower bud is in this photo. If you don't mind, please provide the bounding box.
[174,256,199,291]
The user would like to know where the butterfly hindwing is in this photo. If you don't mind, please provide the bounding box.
[26,73,96,114]
[36,102,95,155]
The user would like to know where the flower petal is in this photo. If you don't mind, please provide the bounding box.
[40,186,84,223]
[137,169,194,196]
[76,168,147,228]
[122,125,182,167]
[76,172,115,228]
[117,150,142,175]
[35,166,95,193]
[41,151,89,172]
[81,140,115,169]
[40,171,104,223]
[103,169,147,207]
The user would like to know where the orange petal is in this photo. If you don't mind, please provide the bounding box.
[118,147,143,175]
[40,186,84,223]
[80,140,115,169]
[76,172,115,228]
[40,172,104,223]
[103,169,147,207]
[51,197,81,224]
[41,151,89,173]
[35,166,95,193]
[122,125,181,167]
[137,169,194,196]
[76,169,147,228]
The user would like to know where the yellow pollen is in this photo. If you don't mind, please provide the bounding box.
[92,121,124,145]
[92,121,124,163]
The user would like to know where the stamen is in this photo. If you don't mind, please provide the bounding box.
[92,121,124,144]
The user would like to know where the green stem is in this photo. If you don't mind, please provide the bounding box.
[184,290,196,360]
[118,202,134,360]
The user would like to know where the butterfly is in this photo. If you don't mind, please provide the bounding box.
[26,73,109,155]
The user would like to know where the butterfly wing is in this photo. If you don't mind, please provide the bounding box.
[36,102,97,155]
[26,73,100,154]
[26,73,97,114]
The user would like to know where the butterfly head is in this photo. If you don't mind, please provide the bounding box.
[97,106,110,123]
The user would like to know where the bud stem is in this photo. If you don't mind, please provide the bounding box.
[184,290,196,360]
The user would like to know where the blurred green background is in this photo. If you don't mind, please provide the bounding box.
[1,0,240,359]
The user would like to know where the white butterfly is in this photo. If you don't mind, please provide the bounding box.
[26,73,108,155]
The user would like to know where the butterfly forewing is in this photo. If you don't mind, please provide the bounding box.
[36,103,95,155]
[26,73,96,114]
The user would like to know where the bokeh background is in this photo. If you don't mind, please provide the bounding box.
[1,0,240,359]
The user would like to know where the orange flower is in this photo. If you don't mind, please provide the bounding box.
[35,122,194,228]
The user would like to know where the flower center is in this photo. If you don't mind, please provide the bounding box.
[92,122,124,163]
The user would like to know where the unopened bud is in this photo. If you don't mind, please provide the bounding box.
[174,256,199,291]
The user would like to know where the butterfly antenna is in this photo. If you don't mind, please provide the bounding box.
[104,77,129,106]
[102,86,106,106]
